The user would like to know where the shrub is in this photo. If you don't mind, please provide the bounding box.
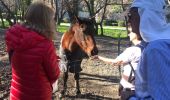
[102,20,106,25]
[62,18,70,23]
[117,20,125,27]
[103,20,118,26]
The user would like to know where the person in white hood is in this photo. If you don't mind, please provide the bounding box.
[129,0,170,100]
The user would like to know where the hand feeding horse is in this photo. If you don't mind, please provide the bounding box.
[59,17,98,96]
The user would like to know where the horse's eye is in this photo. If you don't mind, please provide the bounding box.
[80,24,86,31]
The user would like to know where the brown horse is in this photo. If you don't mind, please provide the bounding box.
[59,17,98,96]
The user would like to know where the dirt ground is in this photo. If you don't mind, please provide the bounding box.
[52,33,130,100]
[0,31,130,100]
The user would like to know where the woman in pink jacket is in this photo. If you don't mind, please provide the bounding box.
[5,2,60,100]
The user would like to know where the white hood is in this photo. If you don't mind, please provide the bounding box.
[131,0,170,42]
[132,0,165,12]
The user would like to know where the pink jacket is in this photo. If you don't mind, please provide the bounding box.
[5,24,60,100]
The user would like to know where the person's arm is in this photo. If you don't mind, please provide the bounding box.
[98,55,123,66]
[98,56,114,64]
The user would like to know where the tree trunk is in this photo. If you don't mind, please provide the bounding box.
[99,23,103,36]
[64,0,79,23]
[89,0,98,35]
[0,10,5,28]
[55,0,58,23]
[91,17,98,35]
[99,0,108,35]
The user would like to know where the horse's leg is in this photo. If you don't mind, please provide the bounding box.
[74,72,81,95]
[61,71,68,96]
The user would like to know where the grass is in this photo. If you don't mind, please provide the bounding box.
[98,29,127,38]
[0,21,128,39]
[57,25,68,33]
[57,24,128,39]
[0,21,10,28]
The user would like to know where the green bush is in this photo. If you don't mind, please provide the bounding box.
[103,20,106,25]
[62,18,70,23]
[117,20,125,27]
[106,20,112,26]
[98,28,127,38]
[0,20,10,28]
[102,20,118,26]
[112,22,118,26]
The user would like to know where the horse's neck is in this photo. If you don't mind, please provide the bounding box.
[61,32,75,51]
[60,32,88,61]
[60,45,85,61]
[67,50,86,61]
[60,45,86,61]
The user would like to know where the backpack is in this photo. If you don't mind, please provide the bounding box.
[128,41,146,83]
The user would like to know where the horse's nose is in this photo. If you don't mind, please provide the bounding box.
[91,47,98,56]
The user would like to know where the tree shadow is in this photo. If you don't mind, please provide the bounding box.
[80,72,120,83]
[63,93,119,100]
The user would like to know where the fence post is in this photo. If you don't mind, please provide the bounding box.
[117,33,122,79]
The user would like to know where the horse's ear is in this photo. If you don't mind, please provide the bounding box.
[74,16,80,23]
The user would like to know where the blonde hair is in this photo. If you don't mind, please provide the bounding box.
[24,1,56,40]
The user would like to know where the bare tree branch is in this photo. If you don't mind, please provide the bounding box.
[0,0,16,25]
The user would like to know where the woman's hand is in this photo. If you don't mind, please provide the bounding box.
[112,60,123,66]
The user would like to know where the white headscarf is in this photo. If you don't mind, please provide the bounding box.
[131,0,170,42]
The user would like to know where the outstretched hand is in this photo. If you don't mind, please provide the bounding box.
[112,60,123,66]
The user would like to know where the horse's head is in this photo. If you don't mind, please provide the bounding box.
[61,17,98,58]
[72,17,98,57]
